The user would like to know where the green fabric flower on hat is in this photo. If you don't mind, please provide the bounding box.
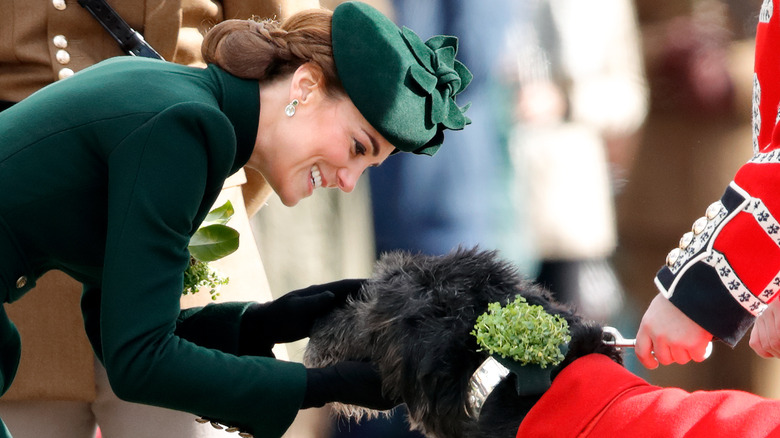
[403,28,472,132]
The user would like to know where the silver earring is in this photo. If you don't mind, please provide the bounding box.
[284,99,299,117]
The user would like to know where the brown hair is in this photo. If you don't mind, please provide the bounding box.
[201,9,344,98]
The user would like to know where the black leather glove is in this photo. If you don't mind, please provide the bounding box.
[302,361,400,411]
[239,279,365,356]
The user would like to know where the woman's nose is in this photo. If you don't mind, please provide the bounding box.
[336,166,361,193]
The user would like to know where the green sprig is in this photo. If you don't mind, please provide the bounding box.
[182,257,229,300]
[471,295,570,368]
[182,200,239,299]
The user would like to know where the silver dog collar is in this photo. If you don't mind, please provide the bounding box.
[465,356,510,419]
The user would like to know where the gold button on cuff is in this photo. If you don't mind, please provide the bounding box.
[58,68,74,80]
[666,248,682,267]
[679,232,694,249]
[52,0,67,10]
[56,49,71,65]
[53,35,68,49]
[238,433,254,438]
[706,201,723,220]
[692,217,708,235]
[15,276,27,289]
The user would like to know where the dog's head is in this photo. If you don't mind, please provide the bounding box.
[304,247,622,438]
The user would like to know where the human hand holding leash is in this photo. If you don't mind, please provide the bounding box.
[750,299,780,358]
[604,324,712,364]
[632,294,713,369]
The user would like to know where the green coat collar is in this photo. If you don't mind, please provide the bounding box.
[204,64,259,175]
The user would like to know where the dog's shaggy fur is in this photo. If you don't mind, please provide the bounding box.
[304,247,622,438]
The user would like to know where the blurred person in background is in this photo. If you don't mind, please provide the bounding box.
[366,0,525,266]
[507,0,648,353]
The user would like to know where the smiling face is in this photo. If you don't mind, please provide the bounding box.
[248,64,395,207]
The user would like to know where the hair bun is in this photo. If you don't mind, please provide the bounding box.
[201,10,340,95]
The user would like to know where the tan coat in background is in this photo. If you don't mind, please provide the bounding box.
[0,0,319,102]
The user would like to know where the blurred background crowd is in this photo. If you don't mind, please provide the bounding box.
[0,0,769,436]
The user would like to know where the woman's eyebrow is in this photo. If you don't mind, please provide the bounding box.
[365,130,379,157]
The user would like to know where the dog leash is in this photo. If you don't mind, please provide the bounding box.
[602,326,713,359]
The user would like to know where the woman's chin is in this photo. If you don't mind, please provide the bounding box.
[272,183,305,207]
[280,195,301,207]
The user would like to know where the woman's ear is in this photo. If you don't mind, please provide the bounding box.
[289,62,324,104]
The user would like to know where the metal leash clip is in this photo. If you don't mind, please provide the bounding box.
[602,326,713,359]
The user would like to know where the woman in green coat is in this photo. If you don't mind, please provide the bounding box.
[0,2,471,437]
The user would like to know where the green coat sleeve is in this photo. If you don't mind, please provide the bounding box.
[84,289,266,362]
[96,102,305,437]
[175,302,275,357]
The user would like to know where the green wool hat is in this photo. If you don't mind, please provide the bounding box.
[331,1,472,156]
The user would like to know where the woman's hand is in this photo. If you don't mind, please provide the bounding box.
[750,299,780,358]
[635,293,713,369]
[239,279,365,355]
[302,361,400,411]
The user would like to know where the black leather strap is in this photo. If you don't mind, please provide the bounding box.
[77,0,164,60]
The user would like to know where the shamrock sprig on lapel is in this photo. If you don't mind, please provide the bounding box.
[183,201,240,300]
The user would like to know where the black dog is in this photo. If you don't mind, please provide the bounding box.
[304,247,622,438]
